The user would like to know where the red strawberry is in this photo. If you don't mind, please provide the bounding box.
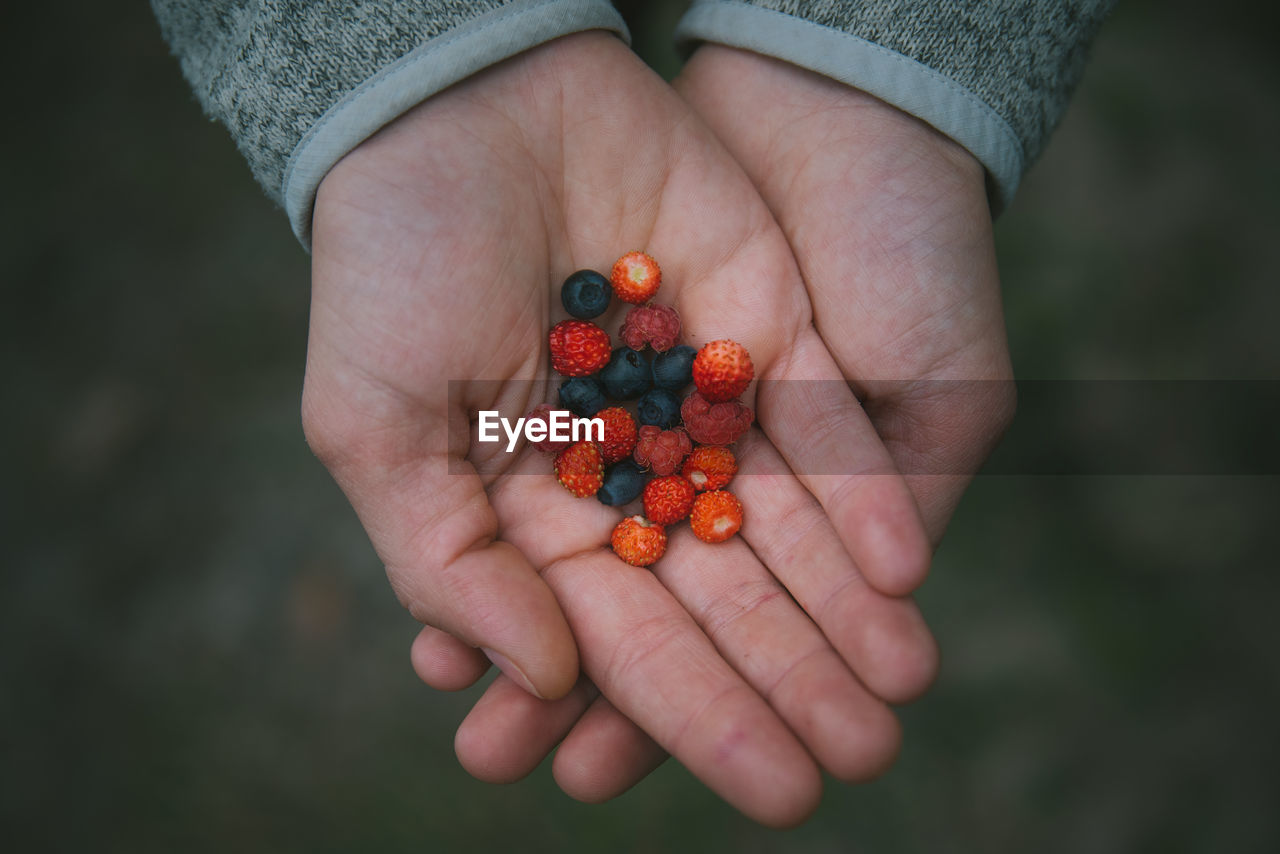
[525,403,573,455]
[595,406,638,464]
[633,425,692,476]
[611,515,667,567]
[692,339,753,402]
[610,251,662,304]
[681,446,737,491]
[621,304,681,352]
[549,320,611,377]
[554,440,603,497]
[680,392,753,445]
[690,490,743,544]
[642,475,696,525]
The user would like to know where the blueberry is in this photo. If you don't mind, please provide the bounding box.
[636,389,681,429]
[597,460,649,506]
[559,376,607,416]
[560,269,612,319]
[597,347,651,400]
[651,345,696,390]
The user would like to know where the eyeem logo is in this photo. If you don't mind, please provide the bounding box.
[477,410,604,453]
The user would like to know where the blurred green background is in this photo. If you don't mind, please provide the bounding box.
[4,0,1278,850]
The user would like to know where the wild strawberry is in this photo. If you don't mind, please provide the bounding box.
[595,406,638,464]
[621,304,681,352]
[554,440,603,498]
[610,251,662,304]
[642,475,696,525]
[525,403,572,455]
[690,490,743,544]
[681,446,737,491]
[633,425,692,476]
[692,339,753,402]
[680,392,753,445]
[549,320,611,377]
[611,515,667,567]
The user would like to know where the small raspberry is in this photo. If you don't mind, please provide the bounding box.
[554,440,603,498]
[610,251,662,304]
[690,490,743,544]
[549,320,611,377]
[611,515,667,567]
[692,340,754,402]
[595,406,638,465]
[525,403,572,455]
[642,475,696,525]
[633,425,692,476]
[621,304,681,352]
[681,446,737,491]
[680,392,753,445]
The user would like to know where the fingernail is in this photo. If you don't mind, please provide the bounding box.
[480,647,543,699]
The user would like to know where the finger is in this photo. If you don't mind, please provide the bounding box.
[410,624,490,692]
[543,552,823,828]
[732,430,939,703]
[303,395,579,700]
[553,696,668,803]
[454,675,597,784]
[653,525,903,782]
[758,328,933,596]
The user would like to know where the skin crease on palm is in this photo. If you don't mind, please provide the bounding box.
[302,31,1011,827]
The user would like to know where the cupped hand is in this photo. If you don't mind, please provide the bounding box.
[304,32,937,826]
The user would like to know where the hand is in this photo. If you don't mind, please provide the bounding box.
[304,32,938,826]
[676,46,1017,545]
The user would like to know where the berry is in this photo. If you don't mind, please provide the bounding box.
[633,425,692,476]
[561,269,611,319]
[692,339,754,402]
[651,345,696,390]
[597,347,652,400]
[525,404,573,455]
[554,440,603,498]
[611,516,667,567]
[680,391,754,445]
[636,388,681,429]
[642,475,696,525]
[690,490,743,544]
[595,406,638,464]
[610,251,662,304]
[682,446,737,491]
[559,376,607,416]
[597,460,649,506]
[621,304,681,352]
[549,320,611,377]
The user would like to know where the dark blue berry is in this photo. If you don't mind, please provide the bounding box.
[597,460,649,506]
[598,347,651,400]
[651,345,696,390]
[559,376,607,416]
[636,389,681,429]
[561,270,612,319]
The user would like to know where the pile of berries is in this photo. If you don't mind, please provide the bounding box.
[531,252,752,567]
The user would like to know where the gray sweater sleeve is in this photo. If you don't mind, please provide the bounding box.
[151,0,628,245]
[674,0,1116,211]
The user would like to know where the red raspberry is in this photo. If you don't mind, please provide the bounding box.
[642,475,696,525]
[633,425,692,476]
[681,446,737,491]
[621,304,681,352]
[549,320,611,377]
[610,251,662,304]
[692,339,754,402]
[680,392,753,445]
[611,516,667,567]
[690,490,743,544]
[525,404,573,454]
[554,440,603,498]
[595,406,638,464]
